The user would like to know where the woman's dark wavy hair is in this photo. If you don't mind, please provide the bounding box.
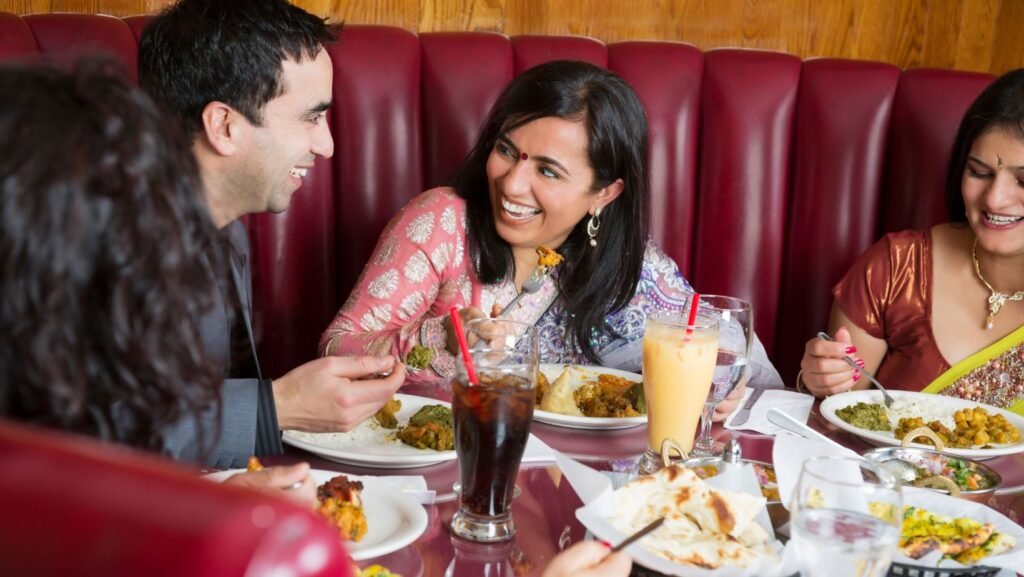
[0,59,223,453]
[946,69,1024,224]
[138,0,339,134]
[453,60,650,362]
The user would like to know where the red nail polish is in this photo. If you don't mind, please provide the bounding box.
[598,540,612,549]
[855,358,866,367]
[845,346,858,354]
[853,373,861,382]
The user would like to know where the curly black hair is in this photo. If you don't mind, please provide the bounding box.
[0,59,223,453]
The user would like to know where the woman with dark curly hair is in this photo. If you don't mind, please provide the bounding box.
[0,59,315,503]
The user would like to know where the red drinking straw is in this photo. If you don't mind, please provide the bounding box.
[685,292,701,338]
[449,307,479,385]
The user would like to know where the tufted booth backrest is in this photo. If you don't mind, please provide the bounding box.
[0,13,995,382]
[0,420,352,577]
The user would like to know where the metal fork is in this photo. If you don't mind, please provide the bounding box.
[816,332,895,407]
[497,264,548,318]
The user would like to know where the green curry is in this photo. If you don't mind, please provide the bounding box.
[836,401,891,432]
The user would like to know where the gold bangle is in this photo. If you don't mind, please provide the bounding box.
[794,369,807,394]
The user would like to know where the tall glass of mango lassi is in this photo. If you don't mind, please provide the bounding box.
[640,309,718,474]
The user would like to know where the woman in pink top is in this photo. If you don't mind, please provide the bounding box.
[321,61,780,413]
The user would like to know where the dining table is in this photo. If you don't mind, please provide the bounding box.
[264,383,1024,577]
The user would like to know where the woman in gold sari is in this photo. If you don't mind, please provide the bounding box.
[799,69,1024,416]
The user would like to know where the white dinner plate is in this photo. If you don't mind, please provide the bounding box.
[205,469,428,561]
[889,487,1024,571]
[820,389,1024,459]
[533,364,647,430]
[283,394,456,468]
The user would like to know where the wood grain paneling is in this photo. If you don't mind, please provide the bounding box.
[3,0,1022,74]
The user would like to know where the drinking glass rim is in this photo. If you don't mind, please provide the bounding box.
[647,309,718,330]
[464,317,537,333]
[699,294,752,313]
[799,455,901,490]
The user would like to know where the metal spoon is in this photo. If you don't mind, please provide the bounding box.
[816,332,895,408]
[766,408,913,485]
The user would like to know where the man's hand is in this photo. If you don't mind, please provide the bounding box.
[272,355,405,432]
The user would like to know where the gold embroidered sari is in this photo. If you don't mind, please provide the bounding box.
[923,325,1024,416]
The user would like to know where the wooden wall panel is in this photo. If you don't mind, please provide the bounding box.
[3,0,1022,74]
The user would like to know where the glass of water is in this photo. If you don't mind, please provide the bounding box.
[791,456,903,577]
[692,295,752,456]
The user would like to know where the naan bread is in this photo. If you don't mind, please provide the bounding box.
[539,366,586,416]
[645,534,767,570]
[610,464,773,569]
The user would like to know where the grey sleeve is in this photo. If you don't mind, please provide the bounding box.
[161,377,260,469]
[255,378,283,456]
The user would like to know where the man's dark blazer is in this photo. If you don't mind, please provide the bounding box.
[163,220,281,468]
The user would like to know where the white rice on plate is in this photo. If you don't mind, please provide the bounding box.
[886,396,956,430]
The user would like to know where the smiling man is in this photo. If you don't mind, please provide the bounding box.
[139,0,405,467]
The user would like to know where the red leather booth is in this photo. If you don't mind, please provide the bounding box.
[0,12,996,382]
[0,420,352,577]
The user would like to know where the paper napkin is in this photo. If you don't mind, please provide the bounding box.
[353,474,434,504]
[523,433,556,464]
[724,388,814,435]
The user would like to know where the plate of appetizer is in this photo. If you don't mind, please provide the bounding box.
[283,394,457,468]
[820,390,1024,459]
[885,488,1024,573]
[205,467,428,560]
[532,364,647,430]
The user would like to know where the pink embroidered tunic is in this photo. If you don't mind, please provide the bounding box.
[320,188,780,386]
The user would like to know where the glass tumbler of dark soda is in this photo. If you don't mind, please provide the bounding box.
[450,319,537,542]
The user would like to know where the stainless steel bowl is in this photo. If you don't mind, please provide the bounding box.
[862,446,1002,502]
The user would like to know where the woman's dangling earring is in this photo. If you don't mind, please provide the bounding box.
[587,206,602,247]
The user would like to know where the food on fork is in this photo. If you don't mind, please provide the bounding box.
[398,405,455,451]
[318,474,368,542]
[405,344,434,370]
[535,245,563,271]
[373,397,403,429]
[246,456,264,472]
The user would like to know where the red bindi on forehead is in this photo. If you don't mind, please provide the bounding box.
[520,152,529,161]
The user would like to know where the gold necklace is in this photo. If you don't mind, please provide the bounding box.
[971,238,1024,329]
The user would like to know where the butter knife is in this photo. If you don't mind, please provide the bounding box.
[730,386,766,426]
